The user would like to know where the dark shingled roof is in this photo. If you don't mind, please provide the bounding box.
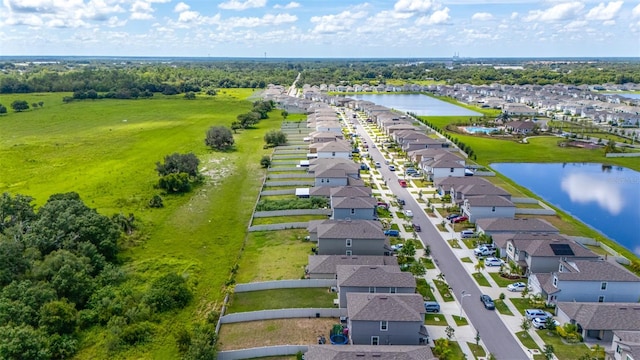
[332,196,377,209]
[476,218,559,234]
[557,259,640,282]
[347,293,425,322]
[337,265,415,288]
[307,255,397,275]
[305,345,437,360]
[507,233,598,258]
[318,220,385,240]
[465,195,514,207]
[558,302,640,331]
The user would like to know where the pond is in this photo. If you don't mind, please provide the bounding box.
[350,93,482,116]
[490,162,640,256]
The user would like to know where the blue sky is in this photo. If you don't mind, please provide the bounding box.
[1,0,639,58]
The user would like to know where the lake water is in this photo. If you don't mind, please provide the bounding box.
[605,93,640,100]
[350,94,482,116]
[491,163,640,256]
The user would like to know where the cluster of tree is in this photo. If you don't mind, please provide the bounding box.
[155,153,202,193]
[63,88,154,102]
[263,130,288,147]
[0,60,297,94]
[0,192,203,358]
[420,119,477,160]
[232,100,275,131]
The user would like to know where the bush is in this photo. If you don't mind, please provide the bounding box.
[144,273,192,313]
[255,197,328,211]
[121,321,155,345]
[158,173,192,193]
[260,156,271,168]
[149,195,164,208]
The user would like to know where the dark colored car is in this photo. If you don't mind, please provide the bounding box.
[480,294,495,310]
[397,199,406,206]
[446,213,461,220]
[413,223,421,232]
[451,216,468,223]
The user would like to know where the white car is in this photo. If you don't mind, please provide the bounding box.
[532,317,559,329]
[404,210,414,218]
[484,257,504,267]
[390,243,404,251]
[507,282,528,292]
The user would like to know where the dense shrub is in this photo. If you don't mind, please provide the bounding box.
[255,197,329,211]
[144,273,192,313]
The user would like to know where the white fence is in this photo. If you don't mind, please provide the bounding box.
[571,236,631,265]
[217,345,309,360]
[253,209,331,218]
[220,308,345,323]
[606,152,640,157]
[248,222,309,231]
[235,279,337,292]
[515,209,556,215]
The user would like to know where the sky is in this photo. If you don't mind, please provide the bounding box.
[1,0,639,58]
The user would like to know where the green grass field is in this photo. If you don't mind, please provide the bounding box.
[226,288,336,313]
[0,90,283,358]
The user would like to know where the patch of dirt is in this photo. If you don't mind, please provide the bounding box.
[217,318,339,350]
[200,157,232,186]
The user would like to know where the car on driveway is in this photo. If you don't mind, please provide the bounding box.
[525,309,553,321]
[424,301,440,313]
[451,216,468,223]
[507,282,528,292]
[384,229,400,237]
[446,213,461,220]
[484,257,504,267]
[532,317,559,329]
[480,294,495,310]
[461,230,476,238]
[390,243,404,251]
[404,209,414,217]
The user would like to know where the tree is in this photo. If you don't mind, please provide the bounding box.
[155,153,200,177]
[230,121,242,133]
[39,299,78,334]
[148,195,164,208]
[433,338,452,360]
[408,261,426,277]
[144,273,192,312]
[474,259,485,273]
[260,156,271,168]
[11,100,29,112]
[0,104,6,114]
[475,330,481,346]
[520,318,531,335]
[38,101,44,107]
[543,344,555,360]
[158,173,192,193]
[445,325,455,339]
[205,126,234,150]
[399,241,416,258]
[0,324,50,360]
[184,91,196,100]
[281,110,288,119]
[264,130,288,147]
[237,112,260,128]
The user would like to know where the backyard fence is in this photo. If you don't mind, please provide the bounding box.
[235,279,337,292]
[267,174,314,179]
[515,209,556,215]
[220,308,345,324]
[264,180,314,187]
[571,236,631,265]
[253,209,331,218]
[217,345,309,360]
[248,222,309,232]
[260,189,297,196]
[606,153,640,157]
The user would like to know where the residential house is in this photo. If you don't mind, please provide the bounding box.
[530,259,640,305]
[309,140,352,159]
[309,131,344,143]
[505,121,538,135]
[502,233,599,274]
[402,138,450,153]
[347,293,428,345]
[475,217,559,236]
[433,176,492,196]
[337,265,416,307]
[315,220,388,256]
[307,255,398,279]
[314,168,351,187]
[408,148,457,164]
[462,195,516,223]
[609,331,640,360]
[418,151,466,180]
[305,345,436,360]
[556,302,640,342]
[451,182,511,205]
[331,196,378,220]
[503,103,537,116]
[308,159,360,178]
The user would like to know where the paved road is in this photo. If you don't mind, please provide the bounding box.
[349,113,529,360]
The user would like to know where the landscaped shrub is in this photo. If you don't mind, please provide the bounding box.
[255,197,328,211]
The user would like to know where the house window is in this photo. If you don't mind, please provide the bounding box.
[332,152,336,157]
[559,264,564,272]
[350,208,355,215]
[492,206,496,212]
[346,250,352,256]
[616,345,622,354]
[369,287,375,293]
[553,276,558,287]
[346,239,352,247]
[450,168,454,172]
[371,336,379,345]
[390,287,397,294]
[380,321,388,331]
[327,179,330,183]
[321,179,324,183]
[601,282,607,290]
[626,355,632,360]
[598,295,605,303]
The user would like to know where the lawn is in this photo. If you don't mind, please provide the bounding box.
[217,318,338,351]
[226,288,336,313]
[515,331,541,352]
[509,298,551,316]
[421,257,437,269]
[251,214,329,225]
[235,229,310,283]
[416,278,436,301]
[425,313,449,326]
[536,329,591,360]
[467,342,486,358]
[434,279,455,302]
[493,299,514,316]
[488,272,525,287]
[0,90,283,358]
[472,272,491,287]
[460,257,473,263]
[452,315,468,326]
[448,239,462,249]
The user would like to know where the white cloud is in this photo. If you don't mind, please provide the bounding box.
[585,1,623,21]
[174,2,190,12]
[565,20,588,30]
[633,4,640,18]
[511,12,518,19]
[415,7,450,25]
[310,10,368,34]
[472,12,493,21]
[603,19,615,25]
[394,0,437,13]
[227,13,297,28]
[274,2,300,9]
[524,1,585,22]
[218,0,267,11]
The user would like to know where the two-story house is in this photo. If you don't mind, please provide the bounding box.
[309,140,352,159]
[609,331,640,360]
[315,220,388,256]
[530,259,640,305]
[462,195,516,223]
[337,265,416,308]
[347,293,427,345]
[307,255,398,279]
[476,217,559,237]
[331,196,378,220]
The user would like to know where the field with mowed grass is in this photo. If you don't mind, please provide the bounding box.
[0,90,284,358]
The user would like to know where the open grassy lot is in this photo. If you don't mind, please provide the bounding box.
[217,318,338,351]
[251,214,328,225]
[236,229,310,283]
[0,90,284,358]
[226,288,336,313]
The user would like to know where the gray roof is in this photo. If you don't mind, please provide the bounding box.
[457,184,511,197]
[557,259,640,282]
[427,159,465,169]
[557,302,640,331]
[332,196,377,209]
[434,176,490,188]
[476,218,559,234]
[314,140,352,153]
[337,265,415,288]
[316,168,348,179]
[330,186,372,198]
[508,233,598,258]
[307,255,397,275]
[347,293,425,322]
[465,195,514,207]
[613,330,640,359]
[533,273,560,295]
[305,345,436,360]
[347,178,366,187]
[309,186,332,197]
[318,220,385,240]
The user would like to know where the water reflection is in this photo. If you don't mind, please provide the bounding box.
[560,173,624,215]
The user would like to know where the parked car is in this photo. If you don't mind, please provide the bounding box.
[388,165,396,171]
[376,202,389,210]
[460,230,476,238]
[532,317,559,329]
[384,229,400,237]
[390,243,404,251]
[424,301,440,313]
[413,223,421,232]
[446,213,461,220]
[474,246,496,257]
[451,216,468,223]
[404,210,414,217]
[480,294,495,310]
[525,309,553,321]
[507,282,528,292]
[360,163,369,170]
[484,257,504,267]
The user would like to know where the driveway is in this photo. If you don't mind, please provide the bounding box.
[351,113,530,360]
